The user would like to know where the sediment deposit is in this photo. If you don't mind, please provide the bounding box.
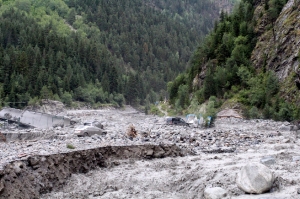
[0,106,299,198]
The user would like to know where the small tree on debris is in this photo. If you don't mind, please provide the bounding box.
[127,124,138,138]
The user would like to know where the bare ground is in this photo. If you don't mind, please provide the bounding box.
[39,106,300,199]
[1,104,299,199]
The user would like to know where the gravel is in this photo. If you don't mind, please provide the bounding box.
[1,106,300,198]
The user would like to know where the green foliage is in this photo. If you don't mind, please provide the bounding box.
[0,0,223,108]
[277,101,293,121]
[113,93,125,107]
[266,0,287,40]
[236,65,253,87]
[167,74,187,104]
[28,97,40,106]
[248,106,260,119]
[66,8,76,25]
[203,97,218,126]
[149,105,164,116]
[177,84,189,109]
[168,0,294,122]
[61,91,72,107]
[15,0,31,13]
[66,143,75,149]
[173,0,256,107]
[52,94,61,101]
[187,97,200,114]
[266,0,288,22]
[263,104,274,119]
[40,86,52,100]
[236,71,279,109]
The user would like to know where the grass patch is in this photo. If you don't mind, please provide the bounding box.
[66,144,75,149]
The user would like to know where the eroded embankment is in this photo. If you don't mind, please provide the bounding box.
[0,144,187,199]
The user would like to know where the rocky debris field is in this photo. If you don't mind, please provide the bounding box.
[1,106,300,198]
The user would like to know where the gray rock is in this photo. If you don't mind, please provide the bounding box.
[204,187,230,199]
[0,180,4,192]
[292,156,300,162]
[13,161,24,174]
[281,138,290,143]
[279,125,290,131]
[290,125,299,131]
[236,163,275,194]
[146,149,154,156]
[260,156,276,165]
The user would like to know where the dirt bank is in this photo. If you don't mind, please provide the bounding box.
[41,142,300,199]
[0,144,186,199]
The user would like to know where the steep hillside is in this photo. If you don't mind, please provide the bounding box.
[251,0,300,102]
[0,0,235,108]
[168,0,300,121]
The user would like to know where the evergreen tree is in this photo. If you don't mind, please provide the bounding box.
[101,72,110,93]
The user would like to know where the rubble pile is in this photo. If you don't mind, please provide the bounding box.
[0,106,299,198]
[0,109,292,168]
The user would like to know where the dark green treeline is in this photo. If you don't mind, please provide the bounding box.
[0,0,221,108]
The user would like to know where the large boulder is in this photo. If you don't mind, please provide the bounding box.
[204,187,230,199]
[236,163,275,194]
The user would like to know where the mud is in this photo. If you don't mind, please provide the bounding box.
[0,144,186,199]
[41,143,300,199]
[0,105,300,199]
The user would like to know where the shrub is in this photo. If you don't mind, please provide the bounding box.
[203,98,218,127]
[195,89,205,104]
[277,102,292,121]
[113,93,125,107]
[28,97,40,106]
[66,144,75,149]
[52,94,61,101]
[248,106,260,119]
[61,91,73,106]
[150,105,163,116]
[145,105,149,115]
[187,97,200,114]
[263,104,274,119]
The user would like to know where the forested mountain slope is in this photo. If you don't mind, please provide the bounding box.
[168,0,300,121]
[251,0,300,102]
[0,0,234,108]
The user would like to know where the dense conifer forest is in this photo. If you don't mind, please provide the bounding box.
[0,0,226,108]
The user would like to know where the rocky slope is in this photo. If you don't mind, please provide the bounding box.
[251,0,300,98]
